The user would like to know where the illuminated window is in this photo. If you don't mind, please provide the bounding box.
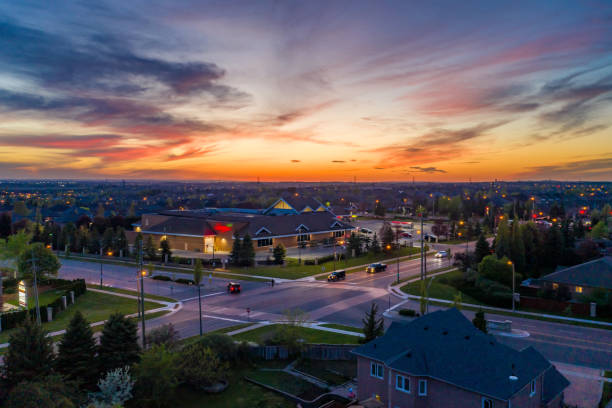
[273,199,293,210]
[552,283,559,290]
[334,231,344,238]
[575,286,583,293]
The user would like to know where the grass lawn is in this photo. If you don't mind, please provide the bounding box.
[230,247,422,280]
[178,323,256,347]
[294,359,357,386]
[232,324,361,344]
[5,287,68,308]
[88,285,176,302]
[246,370,325,401]
[0,290,164,344]
[400,270,483,305]
[174,367,293,408]
[600,371,612,408]
[318,323,362,333]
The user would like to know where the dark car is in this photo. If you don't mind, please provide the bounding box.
[366,263,387,273]
[227,282,241,294]
[327,270,346,282]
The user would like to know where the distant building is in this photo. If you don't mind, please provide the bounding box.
[539,256,612,299]
[352,309,568,408]
[134,196,354,254]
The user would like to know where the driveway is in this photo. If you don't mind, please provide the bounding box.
[553,362,604,408]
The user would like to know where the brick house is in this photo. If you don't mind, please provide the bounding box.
[133,196,354,254]
[538,256,612,300]
[352,309,569,408]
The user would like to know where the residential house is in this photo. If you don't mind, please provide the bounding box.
[352,308,569,408]
[539,256,612,299]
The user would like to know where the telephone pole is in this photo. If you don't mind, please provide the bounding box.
[138,239,146,348]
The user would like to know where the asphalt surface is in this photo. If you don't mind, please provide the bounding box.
[58,257,612,372]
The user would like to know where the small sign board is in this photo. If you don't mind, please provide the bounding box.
[18,280,27,308]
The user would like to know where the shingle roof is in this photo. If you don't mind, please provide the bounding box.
[143,217,215,236]
[542,365,570,404]
[235,212,352,237]
[540,256,612,289]
[352,309,566,401]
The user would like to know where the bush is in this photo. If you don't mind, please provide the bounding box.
[179,344,228,388]
[152,275,172,281]
[398,309,419,317]
[195,333,238,362]
[175,278,194,285]
[147,323,180,350]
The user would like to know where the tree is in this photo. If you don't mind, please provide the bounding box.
[361,303,384,343]
[576,239,600,262]
[541,225,564,268]
[241,234,255,266]
[374,201,385,217]
[102,227,114,253]
[478,255,514,287]
[369,233,381,254]
[178,344,228,388]
[379,222,394,248]
[5,374,81,408]
[495,216,511,259]
[147,323,180,350]
[591,220,609,239]
[510,220,525,273]
[56,311,97,388]
[144,235,156,260]
[474,233,490,263]
[272,244,286,264]
[17,242,60,277]
[87,227,101,254]
[0,230,31,262]
[133,345,178,408]
[3,317,54,386]
[193,259,204,336]
[0,211,12,238]
[88,366,134,408]
[472,309,487,333]
[347,233,362,257]
[115,227,129,256]
[98,313,140,374]
[230,236,242,265]
[520,222,540,276]
[160,238,172,260]
[13,200,30,217]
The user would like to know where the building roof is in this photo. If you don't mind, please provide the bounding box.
[143,216,216,236]
[540,256,612,290]
[234,211,351,238]
[352,308,568,402]
[542,365,571,404]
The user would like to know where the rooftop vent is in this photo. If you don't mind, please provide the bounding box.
[424,326,429,331]
[442,330,448,335]
[464,335,470,340]
[406,352,412,358]
[509,375,518,381]
[489,341,494,345]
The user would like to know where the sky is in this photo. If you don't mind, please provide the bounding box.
[0,0,611,182]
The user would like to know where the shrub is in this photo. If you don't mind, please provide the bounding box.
[179,345,228,388]
[195,333,238,362]
[152,275,172,281]
[147,323,180,350]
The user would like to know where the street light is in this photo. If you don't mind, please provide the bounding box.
[508,260,516,312]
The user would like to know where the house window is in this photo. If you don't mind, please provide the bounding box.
[298,234,311,242]
[396,374,410,393]
[482,397,493,408]
[370,362,384,379]
[334,230,344,238]
[257,238,273,247]
[552,283,559,290]
[575,286,583,293]
[530,379,536,396]
[418,379,427,396]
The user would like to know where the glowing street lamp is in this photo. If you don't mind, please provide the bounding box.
[507,260,516,312]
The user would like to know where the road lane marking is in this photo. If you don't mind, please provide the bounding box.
[201,314,248,323]
[180,291,225,302]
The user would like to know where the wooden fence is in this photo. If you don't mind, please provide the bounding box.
[251,344,357,361]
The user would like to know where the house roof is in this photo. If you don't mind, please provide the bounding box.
[143,216,216,236]
[264,196,328,214]
[235,212,353,238]
[539,256,612,290]
[352,308,567,401]
[542,365,570,404]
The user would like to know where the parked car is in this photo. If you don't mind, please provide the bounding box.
[327,270,346,282]
[435,250,448,258]
[366,263,387,273]
[360,228,373,234]
[227,282,241,294]
[401,232,413,238]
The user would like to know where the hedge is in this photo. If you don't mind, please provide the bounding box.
[0,278,87,331]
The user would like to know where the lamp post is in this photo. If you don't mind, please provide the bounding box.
[100,262,103,289]
[138,240,146,348]
[333,239,336,272]
[508,260,516,312]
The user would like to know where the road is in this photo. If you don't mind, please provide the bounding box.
[58,257,612,372]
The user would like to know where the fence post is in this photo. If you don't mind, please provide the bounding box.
[62,296,67,310]
[70,291,75,304]
[46,307,53,322]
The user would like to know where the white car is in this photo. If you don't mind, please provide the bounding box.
[435,250,448,258]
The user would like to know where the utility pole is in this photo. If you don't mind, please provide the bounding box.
[138,239,146,347]
[31,248,41,325]
[100,262,103,289]
[420,210,424,281]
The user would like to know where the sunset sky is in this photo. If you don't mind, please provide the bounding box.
[0,1,611,182]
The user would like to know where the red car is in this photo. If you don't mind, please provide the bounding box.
[227,282,241,294]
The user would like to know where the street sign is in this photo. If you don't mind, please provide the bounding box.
[18,280,27,308]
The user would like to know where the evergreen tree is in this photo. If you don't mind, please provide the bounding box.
[241,234,255,266]
[0,211,12,238]
[474,233,490,263]
[347,233,362,257]
[520,222,540,275]
[369,233,381,254]
[115,227,129,256]
[495,216,511,259]
[373,201,385,216]
[472,309,487,333]
[98,313,140,374]
[361,303,384,343]
[542,225,564,268]
[56,311,97,387]
[591,220,609,240]
[379,222,394,247]
[3,317,54,386]
[561,219,575,249]
[272,244,286,264]
[510,220,525,273]
[230,236,242,265]
[160,238,172,260]
[102,227,114,253]
[87,227,101,254]
[144,235,156,260]
[574,219,585,239]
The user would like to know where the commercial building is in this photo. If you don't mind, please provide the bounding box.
[134,196,354,254]
[352,309,568,408]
